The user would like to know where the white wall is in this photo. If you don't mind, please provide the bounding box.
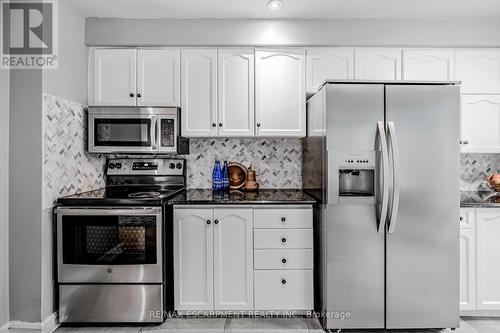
[0,68,10,328]
[85,18,500,47]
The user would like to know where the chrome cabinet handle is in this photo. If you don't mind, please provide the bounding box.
[376,121,390,234]
[387,121,400,234]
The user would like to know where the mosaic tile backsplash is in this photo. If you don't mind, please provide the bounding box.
[460,153,500,191]
[42,94,105,208]
[184,138,302,189]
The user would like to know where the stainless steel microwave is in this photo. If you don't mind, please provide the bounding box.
[88,107,187,154]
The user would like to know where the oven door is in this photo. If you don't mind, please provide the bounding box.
[88,114,157,153]
[55,207,163,283]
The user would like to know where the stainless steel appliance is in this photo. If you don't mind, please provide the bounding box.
[302,81,460,330]
[56,158,186,323]
[88,107,188,154]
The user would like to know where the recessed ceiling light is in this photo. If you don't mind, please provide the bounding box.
[267,0,282,10]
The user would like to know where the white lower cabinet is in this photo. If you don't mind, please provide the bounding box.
[460,228,475,310]
[174,205,313,312]
[174,207,253,311]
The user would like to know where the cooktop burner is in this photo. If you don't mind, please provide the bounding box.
[128,191,161,198]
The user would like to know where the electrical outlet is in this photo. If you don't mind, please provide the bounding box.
[252,160,260,175]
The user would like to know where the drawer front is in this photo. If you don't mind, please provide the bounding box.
[254,249,313,270]
[460,208,474,228]
[254,208,312,229]
[254,229,313,249]
[254,270,313,310]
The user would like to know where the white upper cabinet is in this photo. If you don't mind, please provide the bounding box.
[461,95,500,153]
[455,49,500,94]
[217,49,255,137]
[181,49,218,137]
[354,48,402,80]
[213,208,253,310]
[306,48,354,93]
[476,210,500,310]
[255,49,306,137]
[137,49,180,106]
[93,48,137,106]
[402,49,454,81]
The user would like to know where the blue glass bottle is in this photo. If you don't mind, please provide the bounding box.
[222,161,229,190]
[212,160,222,191]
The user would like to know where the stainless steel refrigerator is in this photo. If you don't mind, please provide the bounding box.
[302,81,460,330]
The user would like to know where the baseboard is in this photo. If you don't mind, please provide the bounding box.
[4,312,59,333]
[461,310,500,317]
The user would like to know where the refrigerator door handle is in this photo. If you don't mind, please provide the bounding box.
[387,121,400,234]
[376,121,390,234]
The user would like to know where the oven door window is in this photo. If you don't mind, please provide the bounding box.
[62,215,157,265]
[94,118,152,147]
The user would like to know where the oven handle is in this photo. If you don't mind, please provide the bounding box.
[54,207,162,216]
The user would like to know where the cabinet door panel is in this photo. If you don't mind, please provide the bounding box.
[174,208,213,310]
[477,210,500,310]
[218,49,255,137]
[455,49,500,94]
[255,49,306,137]
[461,95,500,153]
[93,49,136,106]
[137,49,180,106]
[460,229,475,311]
[181,49,218,137]
[354,48,402,80]
[213,208,253,310]
[402,49,454,81]
[306,48,354,93]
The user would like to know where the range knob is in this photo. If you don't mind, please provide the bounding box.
[176,163,183,169]
[115,163,122,169]
[169,163,175,169]
[108,163,115,169]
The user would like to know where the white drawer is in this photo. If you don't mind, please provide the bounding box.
[254,249,313,270]
[254,208,312,229]
[254,270,313,310]
[254,229,313,249]
[460,208,474,228]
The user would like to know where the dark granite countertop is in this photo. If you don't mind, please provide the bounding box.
[461,191,500,208]
[168,189,316,205]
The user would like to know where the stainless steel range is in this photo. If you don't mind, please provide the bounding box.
[55,158,186,323]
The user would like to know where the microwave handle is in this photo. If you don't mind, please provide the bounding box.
[152,117,158,150]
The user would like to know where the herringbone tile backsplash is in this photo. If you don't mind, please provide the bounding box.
[460,153,500,191]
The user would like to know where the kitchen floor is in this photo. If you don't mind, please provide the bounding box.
[55,317,500,333]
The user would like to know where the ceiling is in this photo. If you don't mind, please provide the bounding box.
[68,0,500,19]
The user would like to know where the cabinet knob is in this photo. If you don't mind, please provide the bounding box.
[256,123,261,127]
[129,93,134,97]
[214,219,219,224]
[282,258,287,264]
[137,93,142,98]
[219,123,223,127]
[206,220,211,225]
[460,216,464,221]
[212,123,217,127]
[463,140,469,145]
[281,278,287,285]
[281,237,287,243]
[281,217,286,223]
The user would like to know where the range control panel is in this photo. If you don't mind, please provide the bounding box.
[106,158,185,176]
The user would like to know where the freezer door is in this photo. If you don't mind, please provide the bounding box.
[385,84,460,329]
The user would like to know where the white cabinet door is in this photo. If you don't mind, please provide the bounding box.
[306,48,354,93]
[213,208,253,310]
[174,208,214,310]
[476,210,500,310]
[354,48,402,80]
[217,49,255,137]
[402,49,454,81]
[461,95,500,153]
[460,208,475,228]
[137,49,180,106]
[255,49,306,137]
[455,49,500,94]
[181,49,218,137]
[460,228,476,311]
[93,48,136,106]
